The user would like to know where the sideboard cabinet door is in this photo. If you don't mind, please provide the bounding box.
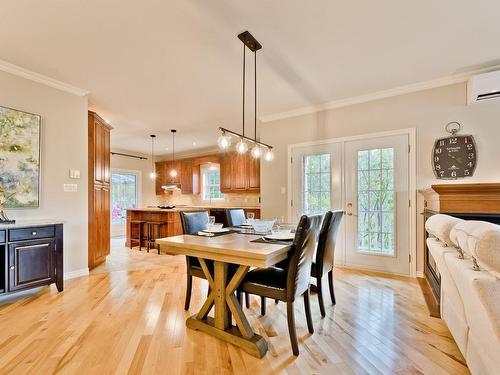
[8,239,55,292]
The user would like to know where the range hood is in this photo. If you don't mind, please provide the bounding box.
[161,184,179,191]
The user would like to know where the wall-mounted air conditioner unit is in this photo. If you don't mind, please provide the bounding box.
[467,70,500,105]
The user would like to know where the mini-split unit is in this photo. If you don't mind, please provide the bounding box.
[467,70,500,104]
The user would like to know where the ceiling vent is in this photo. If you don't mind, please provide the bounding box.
[467,70,500,105]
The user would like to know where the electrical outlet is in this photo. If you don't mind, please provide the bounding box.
[63,183,78,193]
[69,169,81,179]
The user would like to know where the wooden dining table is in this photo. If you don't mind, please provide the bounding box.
[156,232,292,358]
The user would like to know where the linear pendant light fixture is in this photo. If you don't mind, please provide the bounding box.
[217,31,274,161]
[149,134,157,180]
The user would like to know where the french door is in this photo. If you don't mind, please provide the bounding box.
[290,133,411,276]
[344,134,410,275]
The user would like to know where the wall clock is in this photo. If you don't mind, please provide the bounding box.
[432,122,477,179]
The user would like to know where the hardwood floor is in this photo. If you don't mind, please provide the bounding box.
[0,238,469,375]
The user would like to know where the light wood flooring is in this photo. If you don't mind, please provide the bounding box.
[0,238,469,375]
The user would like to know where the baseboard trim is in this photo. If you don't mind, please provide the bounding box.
[416,271,425,278]
[64,268,89,280]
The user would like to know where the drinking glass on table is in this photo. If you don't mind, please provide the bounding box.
[209,216,216,225]
[246,212,255,221]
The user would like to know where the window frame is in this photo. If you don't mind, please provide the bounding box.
[302,153,331,215]
[110,168,141,225]
[201,163,224,201]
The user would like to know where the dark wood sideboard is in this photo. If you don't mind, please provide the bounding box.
[0,223,63,297]
[420,183,500,316]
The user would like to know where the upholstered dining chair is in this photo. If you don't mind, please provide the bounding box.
[311,210,344,317]
[225,208,246,227]
[179,210,210,311]
[238,214,322,356]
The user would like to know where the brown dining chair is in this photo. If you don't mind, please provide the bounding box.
[225,208,246,227]
[238,214,322,356]
[179,210,210,311]
[311,210,344,317]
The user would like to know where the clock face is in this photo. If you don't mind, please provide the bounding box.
[432,135,477,179]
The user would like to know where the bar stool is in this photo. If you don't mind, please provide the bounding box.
[146,221,168,254]
[129,220,146,250]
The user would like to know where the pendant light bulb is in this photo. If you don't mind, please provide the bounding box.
[217,133,231,149]
[251,145,261,158]
[169,169,178,178]
[264,149,274,162]
[236,139,248,154]
[149,172,157,180]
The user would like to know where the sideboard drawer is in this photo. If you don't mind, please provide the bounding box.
[9,226,55,242]
[0,230,5,243]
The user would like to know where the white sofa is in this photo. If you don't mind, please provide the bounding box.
[425,214,500,375]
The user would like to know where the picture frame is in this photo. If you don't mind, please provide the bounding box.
[0,105,42,208]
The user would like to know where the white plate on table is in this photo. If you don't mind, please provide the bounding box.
[202,228,230,234]
[264,232,294,241]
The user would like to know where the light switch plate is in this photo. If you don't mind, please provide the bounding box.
[69,169,81,179]
[63,183,78,193]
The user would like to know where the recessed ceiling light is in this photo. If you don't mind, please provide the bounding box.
[192,141,197,146]
[164,147,169,150]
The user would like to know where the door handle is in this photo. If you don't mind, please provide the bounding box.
[347,212,353,216]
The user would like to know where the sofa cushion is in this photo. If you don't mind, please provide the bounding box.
[444,252,500,374]
[450,221,500,277]
[425,214,464,247]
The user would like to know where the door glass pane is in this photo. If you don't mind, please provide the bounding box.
[357,148,395,255]
[303,154,330,214]
[111,172,138,225]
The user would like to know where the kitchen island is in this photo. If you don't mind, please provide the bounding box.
[126,206,260,250]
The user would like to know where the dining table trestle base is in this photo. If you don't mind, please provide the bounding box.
[186,316,268,358]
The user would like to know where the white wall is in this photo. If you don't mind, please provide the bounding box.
[1,70,89,275]
[261,82,500,274]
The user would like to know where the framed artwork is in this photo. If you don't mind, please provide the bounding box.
[0,105,41,208]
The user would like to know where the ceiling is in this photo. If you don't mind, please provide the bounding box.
[1,0,499,155]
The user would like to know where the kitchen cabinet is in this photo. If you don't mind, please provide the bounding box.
[0,223,63,296]
[88,111,112,270]
[154,152,260,195]
[180,159,194,194]
[220,152,260,193]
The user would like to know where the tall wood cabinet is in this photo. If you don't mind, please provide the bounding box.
[88,111,112,270]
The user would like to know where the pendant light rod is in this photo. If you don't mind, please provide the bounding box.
[254,50,257,142]
[242,42,246,137]
[218,127,272,149]
[171,129,176,161]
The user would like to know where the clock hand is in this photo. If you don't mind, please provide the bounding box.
[448,153,463,164]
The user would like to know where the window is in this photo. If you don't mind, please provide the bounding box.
[111,171,139,225]
[357,148,395,255]
[201,164,224,201]
[303,154,330,214]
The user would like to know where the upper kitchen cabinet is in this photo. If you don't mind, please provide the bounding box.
[180,158,194,194]
[220,152,260,193]
[155,152,260,195]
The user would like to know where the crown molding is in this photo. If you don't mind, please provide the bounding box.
[0,59,89,96]
[260,65,500,123]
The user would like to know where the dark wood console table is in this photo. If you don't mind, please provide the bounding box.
[420,183,500,316]
[0,221,63,297]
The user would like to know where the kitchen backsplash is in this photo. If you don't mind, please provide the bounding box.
[157,191,260,207]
